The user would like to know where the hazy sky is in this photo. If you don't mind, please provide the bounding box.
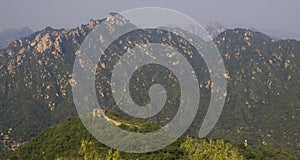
[0,0,299,39]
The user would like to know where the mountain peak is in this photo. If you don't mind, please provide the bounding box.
[87,18,102,29]
[203,22,226,38]
[44,26,55,33]
[215,28,274,45]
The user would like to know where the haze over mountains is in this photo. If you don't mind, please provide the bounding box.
[0,21,297,50]
[0,27,33,49]
[203,22,300,41]
[0,14,299,159]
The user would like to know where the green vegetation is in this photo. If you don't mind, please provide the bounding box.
[181,138,244,160]
[1,116,299,160]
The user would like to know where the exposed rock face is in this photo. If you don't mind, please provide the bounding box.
[0,18,104,141]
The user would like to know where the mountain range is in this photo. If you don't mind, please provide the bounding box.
[0,14,299,158]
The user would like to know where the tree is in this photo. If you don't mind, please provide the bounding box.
[181,137,244,160]
[106,149,122,160]
[79,140,101,160]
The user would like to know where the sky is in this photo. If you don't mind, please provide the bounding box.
[0,0,299,39]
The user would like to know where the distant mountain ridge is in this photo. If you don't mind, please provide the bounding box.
[0,27,33,49]
[203,22,226,39]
